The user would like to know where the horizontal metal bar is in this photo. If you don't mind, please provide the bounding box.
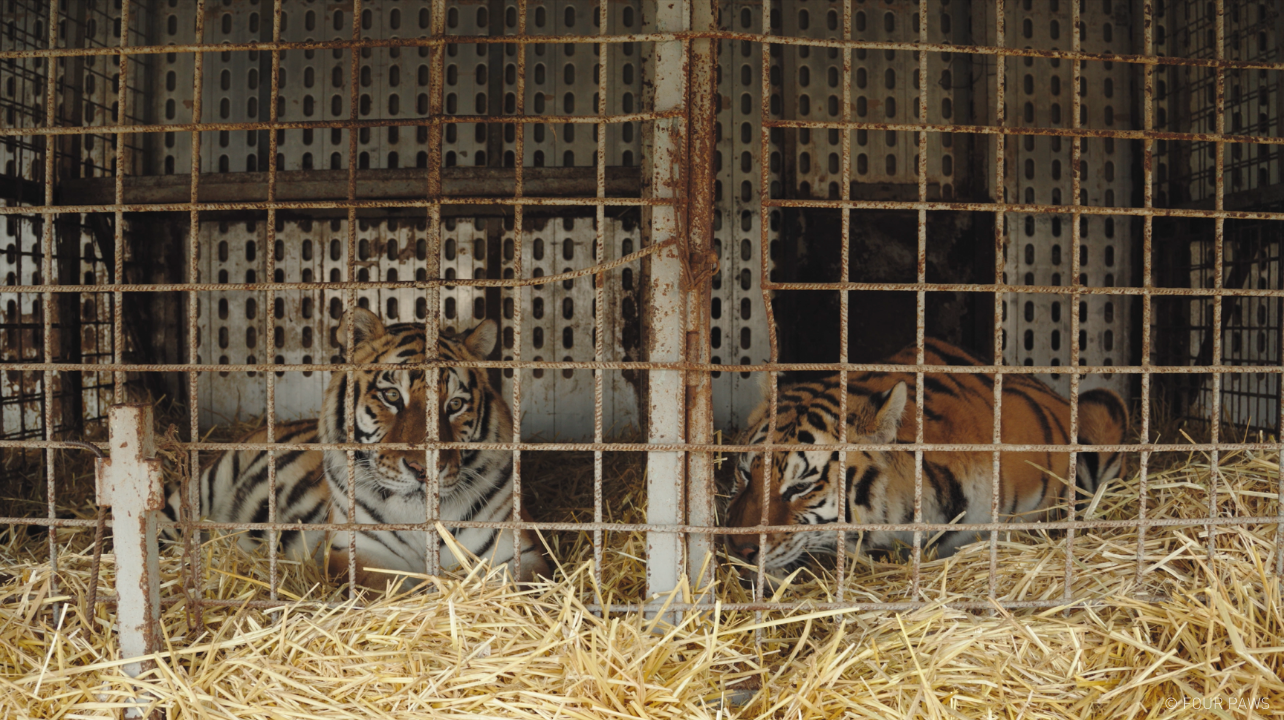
[1,238,669,295]
[762,199,1284,222]
[7,279,1282,299]
[1,32,1281,72]
[10,514,1276,535]
[0,112,682,139]
[4,439,1278,454]
[59,167,643,206]
[0,360,1280,375]
[764,119,1284,147]
[0,195,670,216]
[765,283,1284,298]
[75,595,1167,614]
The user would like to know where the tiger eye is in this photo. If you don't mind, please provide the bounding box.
[447,398,465,413]
[382,388,401,404]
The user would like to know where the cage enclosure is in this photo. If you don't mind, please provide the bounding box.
[1,0,1282,621]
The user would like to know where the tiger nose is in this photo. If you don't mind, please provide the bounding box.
[405,461,428,482]
[724,537,759,564]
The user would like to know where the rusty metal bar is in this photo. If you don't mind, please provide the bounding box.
[14,273,1284,297]
[510,0,527,593]
[5,197,1282,220]
[10,359,1284,375]
[1207,0,1226,567]
[988,0,1007,603]
[39,0,60,597]
[833,0,853,604]
[683,0,718,601]
[642,0,690,618]
[81,594,1171,614]
[58,166,647,204]
[591,0,609,590]
[183,0,208,632]
[95,405,164,717]
[1,31,1282,72]
[13,512,1284,536]
[423,0,445,580]
[9,118,1281,149]
[1135,0,1156,592]
[343,0,364,591]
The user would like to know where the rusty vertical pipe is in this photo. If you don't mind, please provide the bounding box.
[683,0,718,599]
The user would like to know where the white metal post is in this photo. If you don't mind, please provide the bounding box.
[96,404,165,717]
[643,0,691,615]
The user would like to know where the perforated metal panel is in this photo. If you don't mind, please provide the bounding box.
[775,0,968,198]
[997,1,1135,399]
[713,2,776,430]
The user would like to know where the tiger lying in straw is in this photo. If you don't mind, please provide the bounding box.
[722,338,1128,572]
[163,309,549,588]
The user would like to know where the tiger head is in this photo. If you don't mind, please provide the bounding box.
[320,308,511,498]
[722,379,908,571]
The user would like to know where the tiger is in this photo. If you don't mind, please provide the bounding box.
[320,308,549,588]
[161,310,549,589]
[722,338,1129,572]
[161,419,329,563]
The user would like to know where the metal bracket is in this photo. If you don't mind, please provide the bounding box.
[95,404,165,718]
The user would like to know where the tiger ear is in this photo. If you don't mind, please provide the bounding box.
[869,381,908,444]
[338,307,386,350]
[461,319,498,359]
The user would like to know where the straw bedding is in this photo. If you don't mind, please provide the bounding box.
[2,427,1283,719]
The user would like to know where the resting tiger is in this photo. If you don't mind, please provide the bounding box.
[162,310,548,587]
[161,419,328,562]
[722,338,1129,572]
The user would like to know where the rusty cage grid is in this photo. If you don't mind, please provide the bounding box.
[0,0,1280,634]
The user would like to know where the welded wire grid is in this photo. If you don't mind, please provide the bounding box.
[0,0,1281,617]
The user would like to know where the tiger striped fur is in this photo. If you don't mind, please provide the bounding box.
[321,308,549,588]
[161,419,328,562]
[723,338,1129,572]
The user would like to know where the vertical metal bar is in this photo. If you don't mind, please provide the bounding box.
[510,0,526,589]
[112,0,132,409]
[1065,0,1083,606]
[989,0,1007,603]
[643,0,691,614]
[684,0,718,599]
[96,404,164,718]
[756,0,778,612]
[834,0,852,603]
[344,0,363,591]
[424,0,445,579]
[592,0,608,590]
[41,0,60,595]
[1135,0,1156,591]
[186,0,207,627]
[264,0,283,601]
[910,0,929,601]
[1209,0,1225,565]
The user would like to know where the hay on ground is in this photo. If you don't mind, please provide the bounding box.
[1,433,1282,719]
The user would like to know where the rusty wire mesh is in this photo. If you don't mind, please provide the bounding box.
[0,0,1281,616]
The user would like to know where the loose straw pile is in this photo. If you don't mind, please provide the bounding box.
[2,443,1282,718]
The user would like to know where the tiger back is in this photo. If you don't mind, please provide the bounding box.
[161,419,328,562]
[320,308,549,589]
[723,338,1128,571]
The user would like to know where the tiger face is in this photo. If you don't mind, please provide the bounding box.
[321,308,510,498]
[723,381,908,571]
